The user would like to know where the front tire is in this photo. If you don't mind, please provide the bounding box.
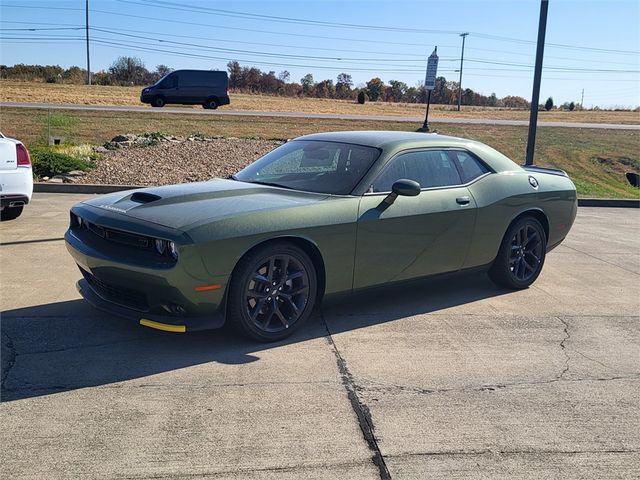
[489,216,547,289]
[151,96,165,108]
[1,206,24,221]
[227,242,317,342]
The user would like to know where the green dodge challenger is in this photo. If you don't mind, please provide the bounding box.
[65,131,577,341]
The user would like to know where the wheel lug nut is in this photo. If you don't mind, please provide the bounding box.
[268,297,272,300]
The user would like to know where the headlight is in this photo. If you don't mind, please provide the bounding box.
[168,241,178,260]
[76,215,83,227]
[154,239,166,255]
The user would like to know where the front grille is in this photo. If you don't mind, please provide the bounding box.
[80,267,149,312]
[71,214,153,252]
[105,229,150,248]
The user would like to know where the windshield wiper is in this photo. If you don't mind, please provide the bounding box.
[246,180,293,190]
[227,174,239,181]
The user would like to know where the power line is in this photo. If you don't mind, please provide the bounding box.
[3,3,639,56]
[89,38,454,73]
[3,22,634,67]
[89,27,458,63]
[120,0,463,35]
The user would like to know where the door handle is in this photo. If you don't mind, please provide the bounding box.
[456,196,471,205]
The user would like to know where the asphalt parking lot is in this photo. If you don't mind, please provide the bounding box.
[1,193,638,479]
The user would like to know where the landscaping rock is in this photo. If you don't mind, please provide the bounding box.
[77,138,283,186]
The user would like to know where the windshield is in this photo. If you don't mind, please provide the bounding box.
[152,72,171,86]
[234,140,380,195]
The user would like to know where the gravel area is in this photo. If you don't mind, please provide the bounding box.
[77,138,283,186]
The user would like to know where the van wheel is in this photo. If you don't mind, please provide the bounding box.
[203,98,218,110]
[151,96,165,108]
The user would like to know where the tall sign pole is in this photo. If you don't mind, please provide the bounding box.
[525,0,549,165]
[86,0,91,85]
[418,47,438,132]
[457,33,468,111]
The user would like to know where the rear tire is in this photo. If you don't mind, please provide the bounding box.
[203,98,218,110]
[489,216,547,289]
[1,206,24,221]
[151,96,165,108]
[227,241,317,342]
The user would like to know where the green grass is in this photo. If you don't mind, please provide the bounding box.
[1,107,638,198]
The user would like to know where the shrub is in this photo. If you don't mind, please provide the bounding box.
[357,90,366,104]
[544,97,554,111]
[30,146,94,177]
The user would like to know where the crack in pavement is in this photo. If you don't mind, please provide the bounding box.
[1,380,338,396]
[558,317,571,380]
[9,337,144,357]
[110,458,376,479]
[559,244,640,276]
[321,310,391,480]
[385,448,640,458]
[360,374,640,397]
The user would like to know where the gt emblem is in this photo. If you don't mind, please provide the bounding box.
[528,176,539,189]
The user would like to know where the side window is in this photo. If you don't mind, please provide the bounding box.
[453,150,490,183]
[160,75,178,89]
[372,150,462,192]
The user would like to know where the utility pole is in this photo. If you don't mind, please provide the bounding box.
[525,0,549,166]
[457,32,469,112]
[581,88,584,108]
[86,0,91,85]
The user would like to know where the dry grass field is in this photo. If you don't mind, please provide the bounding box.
[1,106,638,199]
[1,81,639,124]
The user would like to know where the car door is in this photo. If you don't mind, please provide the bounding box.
[353,149,477,289]
[160,74,179,103]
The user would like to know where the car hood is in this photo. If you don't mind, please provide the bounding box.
[82,179,329,230]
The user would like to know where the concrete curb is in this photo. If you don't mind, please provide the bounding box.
[577,198,639,208]
[34,183,144,194]
[33,182,639,207]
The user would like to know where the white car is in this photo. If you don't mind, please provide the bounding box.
[0,132,33,221]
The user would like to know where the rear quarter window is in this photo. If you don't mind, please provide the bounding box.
[452,151,490,183]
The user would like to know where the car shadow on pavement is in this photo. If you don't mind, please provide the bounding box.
[1,272,508,402]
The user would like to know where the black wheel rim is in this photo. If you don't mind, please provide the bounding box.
[509,224,543,282]
[245,254,310,333]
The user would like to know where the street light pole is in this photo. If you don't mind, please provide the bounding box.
[457,32,468,112]
[86,0,91,85]
[525,0,549,166]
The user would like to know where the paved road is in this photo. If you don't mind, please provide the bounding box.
[3,101,640,130]
[1,194,639,479]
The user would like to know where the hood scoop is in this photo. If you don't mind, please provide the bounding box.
[131,192,162,204]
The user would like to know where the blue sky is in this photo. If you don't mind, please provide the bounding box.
[1,0,639,108]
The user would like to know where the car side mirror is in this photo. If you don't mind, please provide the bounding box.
[383,179,421,205]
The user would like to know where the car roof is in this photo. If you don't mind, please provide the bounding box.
[296,130,477,149]
[295,130,521,172]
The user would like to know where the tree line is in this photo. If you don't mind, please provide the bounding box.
[1,57,535,108]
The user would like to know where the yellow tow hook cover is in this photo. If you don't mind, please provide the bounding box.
[139,319,186,333]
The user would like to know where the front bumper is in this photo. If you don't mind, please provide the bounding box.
[66,226,229,333]
[77,279,224,332]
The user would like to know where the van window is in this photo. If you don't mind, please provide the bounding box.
[181,71,210,87]
[159,75,177,89]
